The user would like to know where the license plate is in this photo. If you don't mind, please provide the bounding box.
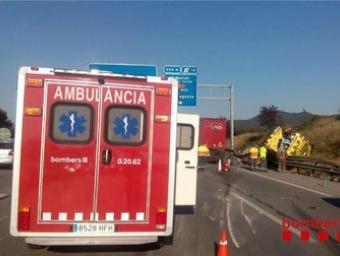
[73,223,115,233]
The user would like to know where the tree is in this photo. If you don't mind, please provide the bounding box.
[258,105,281,129]
[0,107,13,130]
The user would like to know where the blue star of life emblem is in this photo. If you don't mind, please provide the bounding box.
[113,114,139,140]
[59,111,86,137]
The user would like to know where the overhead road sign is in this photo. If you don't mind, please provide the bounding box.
[89,63,157,77]
[163,65,197,107]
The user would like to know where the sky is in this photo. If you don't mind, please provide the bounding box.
[0,1,339,122]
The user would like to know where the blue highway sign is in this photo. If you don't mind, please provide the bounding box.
[163,65,197,107]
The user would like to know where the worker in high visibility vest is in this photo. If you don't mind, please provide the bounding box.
[259,146,268,169]
[198,144,210,169]
[249,146,259,171]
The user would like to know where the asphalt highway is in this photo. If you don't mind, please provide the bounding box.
[0,165,339,256]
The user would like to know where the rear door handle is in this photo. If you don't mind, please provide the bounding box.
[102,148,112,165]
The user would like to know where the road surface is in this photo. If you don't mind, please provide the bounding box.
[0,165,339,255]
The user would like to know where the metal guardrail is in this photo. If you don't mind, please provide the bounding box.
[232,150,340,181]
[286,156,340,179]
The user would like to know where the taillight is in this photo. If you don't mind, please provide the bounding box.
[18,206,30,231]
[156,207,167,230]
[9,149,14,156]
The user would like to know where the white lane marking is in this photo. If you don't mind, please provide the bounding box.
[208,216,216,221]
[231,192,316,242]
[238,168,332,197]
[240,201,256,234]
[227,201,240,248]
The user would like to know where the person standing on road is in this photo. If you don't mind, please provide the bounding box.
[249,145,259,171]
[277,141,287,172]
[259,146,268,169]
[198,144,210,169]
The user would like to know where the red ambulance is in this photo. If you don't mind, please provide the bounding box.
[10,67,195,246]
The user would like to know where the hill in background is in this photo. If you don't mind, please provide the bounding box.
[235,111,316,134]
[302,116,340,164]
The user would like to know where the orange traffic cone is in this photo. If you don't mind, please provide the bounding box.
[217,230,229,256]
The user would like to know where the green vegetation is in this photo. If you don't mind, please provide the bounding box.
[0,107,14,138]
[301,116,340,164]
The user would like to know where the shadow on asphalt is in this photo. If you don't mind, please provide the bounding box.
[174,206,194,214]
[0,165,12,170]
[48,242,162,253]
[322,197,340,208]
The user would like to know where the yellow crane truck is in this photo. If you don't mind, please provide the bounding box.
[264,126,311,157]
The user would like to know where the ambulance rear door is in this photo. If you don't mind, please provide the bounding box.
[95,84,154,225]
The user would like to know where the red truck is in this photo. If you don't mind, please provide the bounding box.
[199,118,228,161]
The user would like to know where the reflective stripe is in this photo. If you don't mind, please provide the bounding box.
[74,212,83,221]
[136,212,144,221]
[105,212,114,221]
[42,212,51,221]
[58,212,67,221]
[121,212,130,221]
[219,240,228,245]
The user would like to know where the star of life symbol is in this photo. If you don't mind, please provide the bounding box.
[59,111,86,137]
[113,114,139,140]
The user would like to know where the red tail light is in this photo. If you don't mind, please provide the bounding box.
[18,206,30,231]
[156,207,166,230]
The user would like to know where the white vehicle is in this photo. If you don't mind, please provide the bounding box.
[0,140,14,166]
[176,114,199,207]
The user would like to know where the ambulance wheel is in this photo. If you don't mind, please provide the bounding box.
[27,244,46,250]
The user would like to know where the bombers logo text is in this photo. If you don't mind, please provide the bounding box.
[54,86,146,105]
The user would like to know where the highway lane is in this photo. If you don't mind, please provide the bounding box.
[0,165,339,255]
[220,166,340,256]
